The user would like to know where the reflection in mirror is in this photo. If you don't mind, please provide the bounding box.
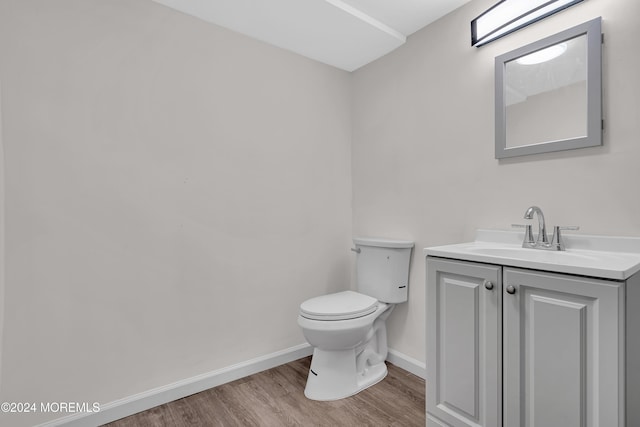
[495,18,602,159]
[505,35,587,148]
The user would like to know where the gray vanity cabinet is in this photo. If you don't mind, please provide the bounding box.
[502,267,623,427]
[427,257,632,427]
[426,258,502,427]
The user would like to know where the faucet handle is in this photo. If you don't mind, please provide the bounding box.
[550,226,580,251]
[557,226,580,231]
[512,224,535,247]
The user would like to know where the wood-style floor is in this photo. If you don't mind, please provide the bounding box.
[103,356,425,426]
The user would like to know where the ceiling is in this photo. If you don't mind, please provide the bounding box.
[151,0,472,71]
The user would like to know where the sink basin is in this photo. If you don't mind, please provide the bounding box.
[425,229,640,280]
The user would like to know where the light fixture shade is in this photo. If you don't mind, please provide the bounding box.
[471,0,584,47]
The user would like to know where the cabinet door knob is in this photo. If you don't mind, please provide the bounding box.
[506,285,516,295]
[484,280,494,290]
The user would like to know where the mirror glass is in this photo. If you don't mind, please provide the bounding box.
[505,35,586,147]
[495,18,601,158]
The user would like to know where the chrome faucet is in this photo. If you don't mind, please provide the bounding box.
[513,206,579,251]
[524,206,549,247]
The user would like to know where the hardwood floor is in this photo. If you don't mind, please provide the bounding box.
[104,357,425,426]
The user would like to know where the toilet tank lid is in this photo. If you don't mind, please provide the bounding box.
[353,237,414,249]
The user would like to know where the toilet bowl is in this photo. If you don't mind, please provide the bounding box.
[298,238,414,401]
[298,292,393,400]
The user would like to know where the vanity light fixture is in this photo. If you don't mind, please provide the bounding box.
[516,42,567,65]
[471,0,584,47]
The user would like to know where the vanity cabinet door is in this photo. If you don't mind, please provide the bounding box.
[503,268,624,427]
[426,258,501,427]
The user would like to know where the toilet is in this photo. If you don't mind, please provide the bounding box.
[297,237,414,401]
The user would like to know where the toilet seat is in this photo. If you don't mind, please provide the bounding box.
[300,291,378,321]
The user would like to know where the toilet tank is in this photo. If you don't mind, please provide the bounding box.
[353,237,414,303]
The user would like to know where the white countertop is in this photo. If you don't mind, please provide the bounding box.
[424,229,640,280]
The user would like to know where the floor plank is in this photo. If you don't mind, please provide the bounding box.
[103,357,425,426]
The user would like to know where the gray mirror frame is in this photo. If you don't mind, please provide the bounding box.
[495,17,602,159]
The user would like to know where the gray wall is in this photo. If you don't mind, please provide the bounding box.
[352,0,640,362]
[0,0,352,425]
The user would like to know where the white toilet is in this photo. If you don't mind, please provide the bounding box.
[297,237,414,401]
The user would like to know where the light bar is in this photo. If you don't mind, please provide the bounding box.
[471,0,584,47]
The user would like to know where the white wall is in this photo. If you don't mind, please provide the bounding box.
[352,0,640,363]
[0,79,5,392]
[0,0,352,425]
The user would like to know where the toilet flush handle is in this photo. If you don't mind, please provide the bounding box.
[351,247,361,253]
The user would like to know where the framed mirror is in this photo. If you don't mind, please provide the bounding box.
[495,17,602,159]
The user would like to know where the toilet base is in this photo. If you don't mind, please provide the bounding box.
[303,347,387,401]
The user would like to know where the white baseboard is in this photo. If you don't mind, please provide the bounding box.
[386,348,426,379]
[36,344,424,427]
[37,343,313,427]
